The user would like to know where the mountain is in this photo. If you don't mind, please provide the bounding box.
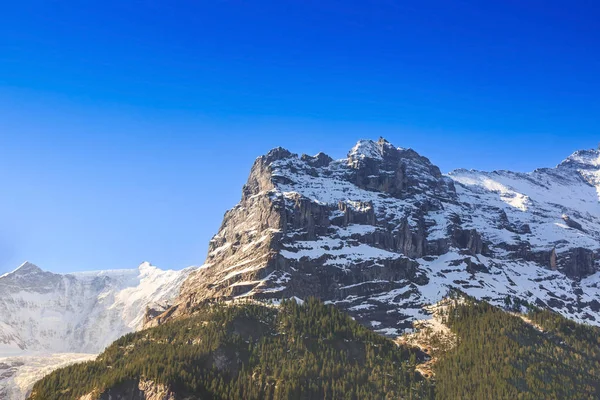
[0,261,192,399]
[21,137,600,399]
[0,261,192,355]
[149,138,600,336]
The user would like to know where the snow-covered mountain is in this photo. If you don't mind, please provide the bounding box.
[0,261,192,355]
[152,138,600,336]
[0,261,192,399]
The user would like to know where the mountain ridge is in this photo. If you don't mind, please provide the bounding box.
[0,262,44,278]
[148,137,600,336]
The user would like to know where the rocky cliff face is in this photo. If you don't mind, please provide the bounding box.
[152,138,600,336]
[78,379,176,400]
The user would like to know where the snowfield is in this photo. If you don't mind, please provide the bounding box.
[0,261,192,399]
[0,353,96,399]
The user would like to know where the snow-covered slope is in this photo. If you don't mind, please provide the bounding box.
[449,153,600,256]
[159,138,600,336]
[0,261,192,399]
[0,353,96,400]
[0,261,192,355]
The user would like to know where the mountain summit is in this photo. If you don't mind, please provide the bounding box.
[559,148,600,169]
[1,261,43,277]
[147,139,600,335]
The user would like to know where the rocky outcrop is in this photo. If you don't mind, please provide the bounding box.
[335,200,376,226]
[562,215,585,232]
[451,228,484,256]
[560,247,596,280]
[78,379,176,400]
[285,193,331,240]
[301,152,333,168]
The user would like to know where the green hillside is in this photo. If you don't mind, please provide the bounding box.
[435,299,600,400]
[30,297,600,400]
[29,298,432,400]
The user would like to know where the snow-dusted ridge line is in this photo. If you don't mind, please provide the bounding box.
[0,261,41,279]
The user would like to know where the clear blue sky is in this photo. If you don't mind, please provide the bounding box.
[1,1,599,274]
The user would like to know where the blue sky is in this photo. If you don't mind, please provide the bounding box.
[0,1,599,274]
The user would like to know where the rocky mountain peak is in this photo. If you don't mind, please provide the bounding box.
[558,148,600,170]
[261,146,295,164]
[1,261,43,278]
[554,149,600,199]
[347,137,394,161]
[301,152,333,168]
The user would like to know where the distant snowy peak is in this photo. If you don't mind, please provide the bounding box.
[0,262,192,355]
[14,261,42,273]
[138,260,157,272]
[559,148,600,169]
[554,149,600,201]
[0,261,43,278]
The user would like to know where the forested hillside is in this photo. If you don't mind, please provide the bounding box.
[29,299,432,400]
[30,297,600,400]
[436,299,600,400]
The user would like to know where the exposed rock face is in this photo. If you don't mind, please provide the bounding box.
[152,138,600,334]
[78,379,176,400]
[561,248,596,280]
[562,214,585,232]
[451,228,484,256]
